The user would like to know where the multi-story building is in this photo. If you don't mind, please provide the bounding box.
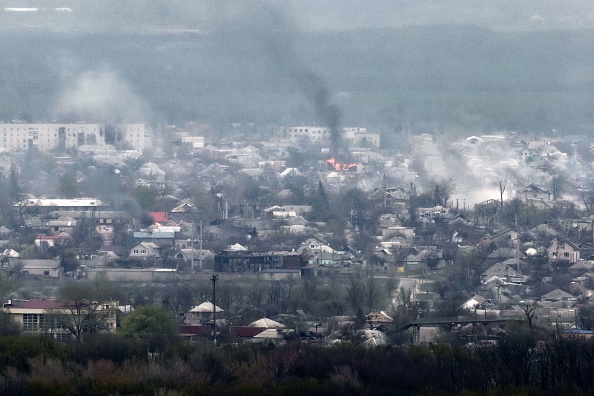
[0,123,146,152]
[3,299,119,342]
[280,126,380,147]
[14,198,105,216]
[342,127,380,147]
[214,250,304,272]
[281,126,331,142]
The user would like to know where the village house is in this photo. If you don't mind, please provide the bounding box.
[15,259,62,279]
[129,242,162,261]
[548,239,580,264]
[516,184,550,202]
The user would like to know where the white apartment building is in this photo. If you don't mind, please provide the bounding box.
[282,126,331,142]
[281,126,380,147]
[0,123,146,152]
[342,127,381,147]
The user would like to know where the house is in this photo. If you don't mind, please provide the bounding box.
[479,229,519,249]
[548,239,580,264]
[138,162,166,182]
[540,289,575,304]
[129,242,162,259]
[45,216,77,236]
[34,233,72,247]
[365,311,393,329]
[481,262,519,283]
[171,201,197,214]
[2,299,118,342]
[461,295,489,311]
[183,301,223,326]
[17,259,62,278]
[570,260,594,275]
[174,249,213,271]
[517,184,550,202]
[248,318,286,329]
[132,230,175,247]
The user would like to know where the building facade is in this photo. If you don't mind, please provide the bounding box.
[3,299,118,342]
[280,126,380,147]
[0,123,146,152]
[214,251,304,272]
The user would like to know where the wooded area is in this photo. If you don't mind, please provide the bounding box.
[0,328,592,395]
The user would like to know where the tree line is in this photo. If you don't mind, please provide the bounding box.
[0,328,592,395]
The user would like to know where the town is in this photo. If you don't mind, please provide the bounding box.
[5,1,594,393]
[0,120,592,344]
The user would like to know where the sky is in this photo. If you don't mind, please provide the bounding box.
[2,1,594,33]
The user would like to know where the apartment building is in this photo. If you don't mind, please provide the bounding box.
[0,123,146,152]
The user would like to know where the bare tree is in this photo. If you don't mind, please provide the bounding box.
[364,270,382,313]
[267,278,297,313]
[522,302,538,329]
[499,174,508,209]
[55,280,116,342]
[345,274,365,315]
[246,276,266,308]
[432,179,455,207]
[218,282,243,313]
[551,176,564,201]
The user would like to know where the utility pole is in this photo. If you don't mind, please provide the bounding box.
[199,220,203,271]
[211,274,219,345]
[190,222,195,272]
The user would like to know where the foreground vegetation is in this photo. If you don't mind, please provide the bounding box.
[0,327,592,395]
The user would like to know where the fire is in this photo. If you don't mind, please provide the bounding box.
[327,157,357,171]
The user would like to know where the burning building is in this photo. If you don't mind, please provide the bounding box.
[327,157,357,171]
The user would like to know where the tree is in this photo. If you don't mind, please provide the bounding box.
[56,279,117,342]
[551,176,564,201]
[266,278,297,314]
[522,302,538,329]
[72,219,103,255]
[310,181,331,221]
[364,270,382,313]
[0,310,20,336]
[133,185,158,211]
[345,274,365,315]
[499,175,507,209]
[432,179,455,207]
[162,282,195,318]
[8,164,20,203]
[120,305,178,353]
[58,170,78,198]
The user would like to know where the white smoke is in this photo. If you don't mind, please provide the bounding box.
[53,70,146,123]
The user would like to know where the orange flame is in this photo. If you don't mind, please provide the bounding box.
[327,158,357,171]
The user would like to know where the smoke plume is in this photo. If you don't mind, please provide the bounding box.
[53,69,147,123]
[211,3,350,159]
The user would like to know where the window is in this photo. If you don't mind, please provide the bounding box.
[23,314,38,331]
[564,252,569,258]
[39,314,51,331]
